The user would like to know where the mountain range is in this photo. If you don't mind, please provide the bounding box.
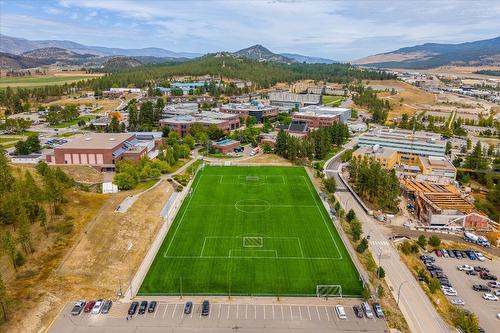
[353,36,500,69]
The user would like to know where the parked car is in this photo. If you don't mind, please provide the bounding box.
[441,249,449,257]
[482,293,498,301]
[184,301,193,314]
[202,300,210,316]
[454,251,463,259]
[361,302,374,319]
[488,281,500,288]
[450,299,465,306]
[466,251,477,260]
[148,301,157,313]
[435,250,442,257]
[84,301,95,313]
[458,264,474,271]
[101,300,112,314]
[448,250,456,258]
[353,305,363,318]
[420,255,434,262]
[473,282,488,290]
[71,300,86,316]
[372,303,384,318]
[494,290,500,297]
[466,270,478,276]
[480,272,497,281]
[475,266,489,272]
[91,299,104,314]
[475,252,486,261]
[138,301,148,314]
[335,305,347,319]
[128,302,139,315]
[443,289,458,296]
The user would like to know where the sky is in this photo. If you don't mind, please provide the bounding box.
[0,0,499,61]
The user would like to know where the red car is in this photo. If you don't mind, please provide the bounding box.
[435,250,442,257]
[84,301,95,313]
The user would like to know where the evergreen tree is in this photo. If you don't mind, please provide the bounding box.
[1,231,18,271]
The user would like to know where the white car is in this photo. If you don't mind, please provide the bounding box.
[443,289,458,296]
[497,313,500,320]
[475,252,486,261]
[335,305,347,319]
[495,290,500,297]
[91,299,104,314]
[450,299,465,305]
[482,293,498,301]
[458,264,474,272]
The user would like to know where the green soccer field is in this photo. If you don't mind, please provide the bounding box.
[139,166,363,297]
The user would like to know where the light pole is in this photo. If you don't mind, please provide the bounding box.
[397,281,409,305]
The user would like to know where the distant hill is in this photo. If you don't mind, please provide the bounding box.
[353,36,500,69]
[233,45,294,63]
[21,47,95,60]
[101,56,143,70]
[280,53,336,64]
[0,52,54,69]
[0,34,201,59]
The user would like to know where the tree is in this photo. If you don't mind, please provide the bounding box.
[17,214,33,254]
[466,138,472,151]
[246,116,256,127]
[445,141,452,155]
[184,134,195,149]
[0,152,14,193]
[356,238,368,253]
[428,235,441,247]
[361,287,371,300]
[428,277,441,293]
[417,234,427,248]
[1,231,18,271]
[114,172,137,190]
[376,266,385,278]
[0,272,7,322]
[346,209,356,223]
[350,218,362,241]
[453,309,479,333]
[323,177,336,193]
[400,240,412,255]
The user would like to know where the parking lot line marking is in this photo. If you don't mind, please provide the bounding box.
[227,304,231,320]
[307,306,312,320]
[172,304,177,318]
[324,306,330,321]
[290,305,293,320]
[281,304,284,320]
[245,304,248,320]
[263,305,266,320]
[299,306,303,320]
[237,304,239,320]
[218,304,221,318]
[154,306,158,318]
[163,304,168,318]
[272,305,275,320]
[315,306,320,320]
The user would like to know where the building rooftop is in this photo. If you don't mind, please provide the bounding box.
[221,102,277,111]
[57,133,135,150]
[293,111,340,118]
[362,128,443,143]
[299,105,350,114]
[354,145,397,159]
[419,156,455,170]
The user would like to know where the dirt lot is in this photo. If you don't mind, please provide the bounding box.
[52,165,104,184]
[237,153,292,165]
[1,174,174,333]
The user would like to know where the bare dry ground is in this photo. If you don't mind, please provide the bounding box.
[44,97,122,114]
[51,165,104,184]
[1,166,174,333]
[236,153,293,165]
[394,65,500,80]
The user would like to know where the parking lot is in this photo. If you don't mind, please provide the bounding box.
[432,252,500,333]
[48,298,388,333]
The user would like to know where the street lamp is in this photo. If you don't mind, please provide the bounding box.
[397,281,409,305]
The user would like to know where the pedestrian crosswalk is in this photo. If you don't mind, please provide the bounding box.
[371,240,389,246]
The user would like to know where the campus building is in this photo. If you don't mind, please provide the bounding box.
[159,111,240,136]
[219,102,279,122]
[269,91,322,109]
[352,145,400,169]
[358,129,446,162]
[46,133,160,171]
[291,105,351,127]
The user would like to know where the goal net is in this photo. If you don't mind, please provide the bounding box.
[243,237,263,247]
[316,285,342,298]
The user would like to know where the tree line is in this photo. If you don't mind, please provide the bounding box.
[274,123,350,163]
[351,85,391,124]
[348,155,400,212]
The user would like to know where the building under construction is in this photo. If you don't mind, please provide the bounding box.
[401,179,496,231]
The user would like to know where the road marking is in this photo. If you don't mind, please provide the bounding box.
[316,306,320,320]
[163,304,168,318]
[290,305,293,320]
[272,305,275,320]
[237,304,239,320]
[254,305,257,320]
[307,306,312,320]
[227,304,230,320]
[172,304,177,318]
[209,304,212,318]
[190,305,193,318]
[324,306,330,321]
[299,306,302,320]
[245,304,248,320]
[218,304,221,318]
[153,306,158,318]
[281,304,284,320]
[263,305,266,320]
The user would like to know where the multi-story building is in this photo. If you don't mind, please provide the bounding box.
[416,156,457,184]
[219,102,279,122]
[45,133,159,171]
[352,145,400,169]
[292,105,351,127]
[269,91,322,109]
[159,111,240,136]
[359,129,446,162]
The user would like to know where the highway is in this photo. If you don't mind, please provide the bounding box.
[324,142,452,333]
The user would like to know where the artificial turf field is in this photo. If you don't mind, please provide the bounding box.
[139,166,363,297]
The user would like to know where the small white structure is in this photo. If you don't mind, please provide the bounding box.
[102,182,119,194]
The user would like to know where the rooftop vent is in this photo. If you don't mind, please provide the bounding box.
[109,138,116,141]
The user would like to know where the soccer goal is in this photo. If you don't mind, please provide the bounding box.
[316,285,342,298]
[243,236,263,248]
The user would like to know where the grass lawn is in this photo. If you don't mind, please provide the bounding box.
[139,165,362,297]
[0,74,101,89]
[49,116,94,128]
[322,95,344,107]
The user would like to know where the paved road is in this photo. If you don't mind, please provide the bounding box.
[324,147,452,333]
[49,299,388,333]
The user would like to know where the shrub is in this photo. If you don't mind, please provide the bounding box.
[376,266,385,278]
[346,209,356,223]
[176,185,184,192]
[377,285,385,297]
[351,218,362,241]
[15,251,26,267]
[452,308,479,333]
[428,277,441,293]
[356,238,368,253]
[361,287,371,300]
[400,240,412,255]
[428,235,441,247]
[417,234,427,248]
